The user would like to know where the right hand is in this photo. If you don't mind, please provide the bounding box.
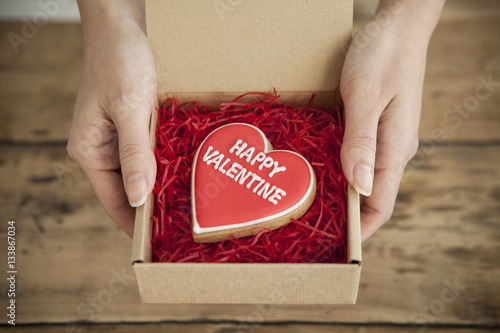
[67,0,157,238]
[340,0,445,241]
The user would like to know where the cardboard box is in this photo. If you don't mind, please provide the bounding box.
[132,0,361,304]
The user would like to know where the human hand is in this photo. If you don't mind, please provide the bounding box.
[340,0,445,241]
[67,0,156,238]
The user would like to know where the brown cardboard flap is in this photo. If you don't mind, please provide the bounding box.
[131,105,158,264]
[347,185,361,264]
[131,194,154,263]
[146,0,353,107]
[134,262,360,304]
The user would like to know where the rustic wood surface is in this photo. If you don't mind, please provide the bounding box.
[1,144,498,326]
[1,8,500,144]
[0,0,499,332]
[1,324,499,333]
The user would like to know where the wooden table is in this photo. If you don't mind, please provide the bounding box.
[0,1,499,332]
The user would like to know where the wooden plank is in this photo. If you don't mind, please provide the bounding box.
[0,144,498,325]
[0,23,81,142]
[0,67,80,96]
[353,0,500,20]
[0,23,83,68]
[0,323,498,333]
[421,15,500,143]
[352,13,500,144]
[0,94,76,143]
[439,0,500,21]
[1,4,500,142]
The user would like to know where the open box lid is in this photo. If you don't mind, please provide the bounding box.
[146,0,353,108]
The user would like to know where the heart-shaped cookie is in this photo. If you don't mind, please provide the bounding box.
[191,123,316,243]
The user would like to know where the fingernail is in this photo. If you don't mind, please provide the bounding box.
[126,174,148,207]
[353,164,373,196]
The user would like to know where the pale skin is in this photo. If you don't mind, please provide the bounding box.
[68,0,445,240]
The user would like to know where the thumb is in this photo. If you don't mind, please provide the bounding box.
[114,108,156,207]
[340,97,379,197]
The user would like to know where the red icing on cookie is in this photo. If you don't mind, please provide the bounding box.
[192,123,315,237]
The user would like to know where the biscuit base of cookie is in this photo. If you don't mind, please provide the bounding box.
[192,175,316,243]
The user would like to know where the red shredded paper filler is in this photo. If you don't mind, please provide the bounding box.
[151,92,348,264]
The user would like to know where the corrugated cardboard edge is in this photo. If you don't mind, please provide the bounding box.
[347,185,361,264]
[159,90,342,110]
[131,107,158,264]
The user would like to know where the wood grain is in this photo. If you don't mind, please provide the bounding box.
[0,23,81,143]
[0,0,499,331]
[0,323,497,333]
[421,16,500,143]
[1,14,500,142]
[0,145,498,325]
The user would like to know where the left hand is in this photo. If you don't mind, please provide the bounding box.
[340,0,445,241]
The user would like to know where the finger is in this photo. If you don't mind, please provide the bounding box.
[68,119,135,238]
[111,105,156,208]
[85,168,136,238]
[358,99,419,241]
[359,164,402,241]
[340,90,385,197]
